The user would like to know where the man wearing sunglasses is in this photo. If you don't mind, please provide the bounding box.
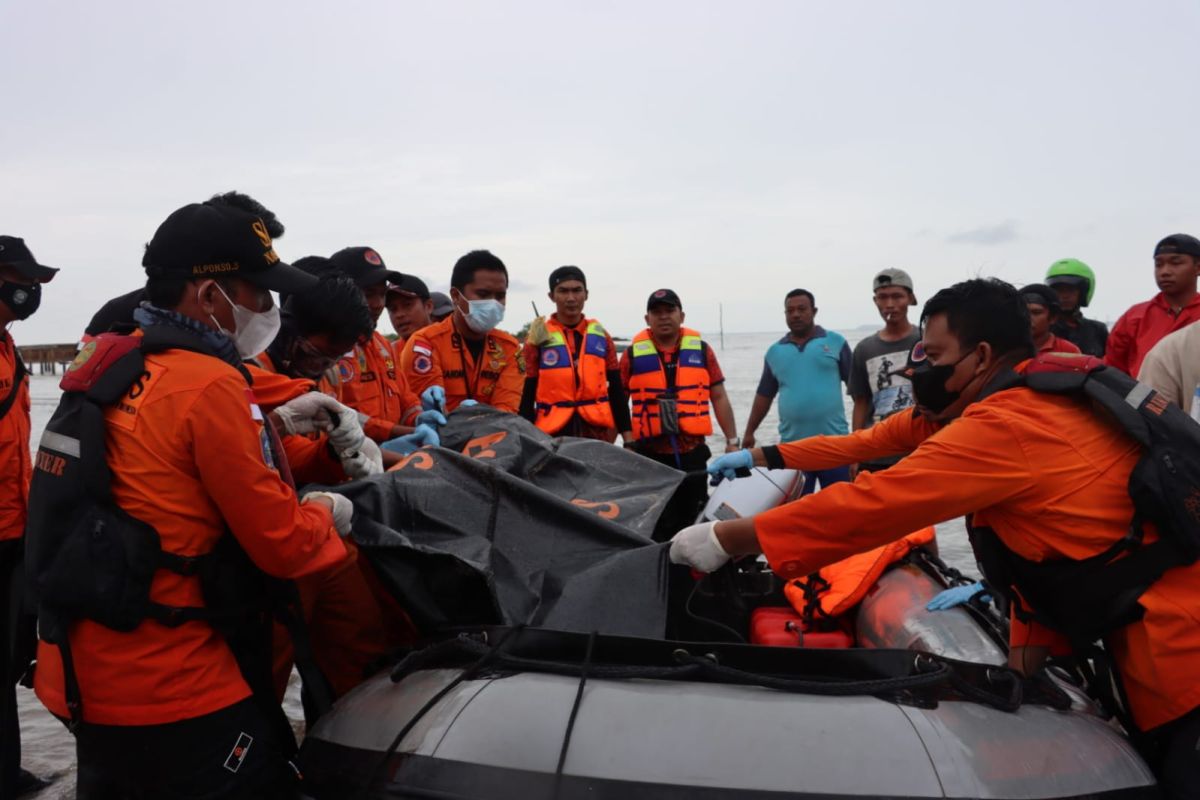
[680,278,1200,797]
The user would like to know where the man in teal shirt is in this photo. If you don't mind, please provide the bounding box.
[741,288,852,493]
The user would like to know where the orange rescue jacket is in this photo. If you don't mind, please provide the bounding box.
[245,355,347,486]
[784,527,936,619]
[33,347,347,725]
[0,333,31,541]
[400,316,524,413]
[757,375,1200,732]
[338,331,421,442]
[627,328,712,439]
[533,317,615,433]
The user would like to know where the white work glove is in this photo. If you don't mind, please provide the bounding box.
[302,491,354,537]
[669,521,732,573]
[326,405,367,454]
[274,392,347,436]
[339,437,384,479]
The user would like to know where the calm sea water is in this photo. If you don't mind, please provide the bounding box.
[18,329,974,797]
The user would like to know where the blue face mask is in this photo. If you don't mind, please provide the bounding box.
[461,297,505,334]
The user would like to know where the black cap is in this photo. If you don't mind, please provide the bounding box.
[84,288,146,336]
[142,201,315,295]
[646,288,682,311]
[430,291,454,319]
[1019,283,1061,312]
[328,246,404,289]
[0,236,59,281]
[890,340,927,380]
[1154,234,1200,259]
[387,274,431,301]
[549,265,587,291]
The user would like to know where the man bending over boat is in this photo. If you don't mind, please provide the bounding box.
[674,278,1200,797]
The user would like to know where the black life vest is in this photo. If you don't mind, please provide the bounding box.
[24,325,332,736]
[969,353,1200,645]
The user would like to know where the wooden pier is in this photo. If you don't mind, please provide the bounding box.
[17,343,78,375]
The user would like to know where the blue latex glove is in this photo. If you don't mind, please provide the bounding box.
[415,409,447,428]
[459,399,479,408]
[420,385,446,414]
[706,449,754,483]
[381,423,441,455]
[926,581,990,611]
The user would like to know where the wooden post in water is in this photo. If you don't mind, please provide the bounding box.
[719,303,725,350]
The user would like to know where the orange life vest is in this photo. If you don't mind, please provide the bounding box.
[627,328,712,439]
[783,526,936,619]
[533,317,615,434]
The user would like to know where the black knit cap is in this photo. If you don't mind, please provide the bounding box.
[548,265,587,291]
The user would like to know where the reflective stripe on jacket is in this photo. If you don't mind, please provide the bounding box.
[628,328,712,439]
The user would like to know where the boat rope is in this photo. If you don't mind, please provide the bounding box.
[391,633,992,702]
[553,630,597,796]
[361,625,525,799]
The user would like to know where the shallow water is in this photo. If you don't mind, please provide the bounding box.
[17,329,975,797]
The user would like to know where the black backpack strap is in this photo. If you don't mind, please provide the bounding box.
[56,638,84,731]
[0,350,27,421]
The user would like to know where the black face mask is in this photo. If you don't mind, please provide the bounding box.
[0,280,41,320]
[907,343,976,413]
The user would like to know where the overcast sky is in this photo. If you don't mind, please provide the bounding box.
[3,0,1197,344]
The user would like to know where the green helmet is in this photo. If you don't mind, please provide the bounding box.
[1044,258,1095,307]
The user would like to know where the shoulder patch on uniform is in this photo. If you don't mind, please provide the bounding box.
[413,343,432,357]
[413,354,433,374]
[337,357,356,383]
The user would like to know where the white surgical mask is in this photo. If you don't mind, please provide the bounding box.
[461,297,505,334]
[207,283,282,358]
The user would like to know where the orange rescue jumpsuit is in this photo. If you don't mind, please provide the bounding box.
[245,355,407,699]
[34,348,347,725]
[755,377,1200,732]
[337,332,421,443]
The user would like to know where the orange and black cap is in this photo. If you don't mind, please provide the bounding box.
[142,201,315,295]
[329,246,404,289]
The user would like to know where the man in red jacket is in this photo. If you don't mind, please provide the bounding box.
[0,236,57,799]
[1106,234,1200,376]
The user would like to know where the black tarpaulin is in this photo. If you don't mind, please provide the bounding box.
[333,407,683,638]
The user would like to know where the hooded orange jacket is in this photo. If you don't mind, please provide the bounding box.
[757,378,1200,732]
[0,332,30,541]
[34,347,348,725]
